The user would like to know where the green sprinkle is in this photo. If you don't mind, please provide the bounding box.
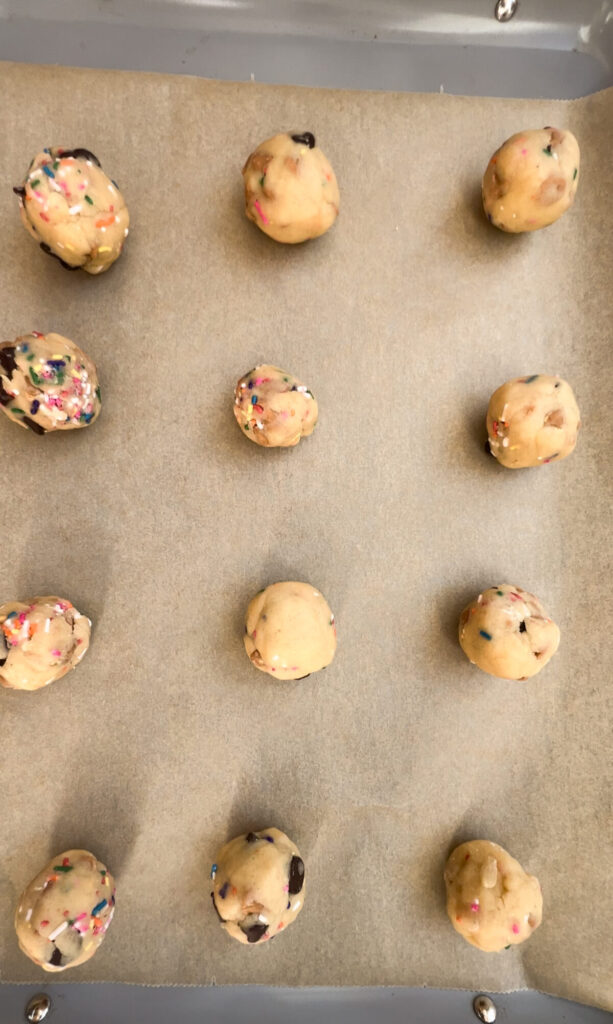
[95,386,101,402]
[53,864,74,873]
[26,354,35,361]
[573,167,578,180]
[84,194,94,205]
[11,407,24,414]
[283,377,289,382]
[31,178,40,187]
[542,145,553,156]
[504,944,511,950]
[53,161,60,169]
[29,367,41,385]
[243,423,249,431]
[497,590,503,596]
[259,176,265,186]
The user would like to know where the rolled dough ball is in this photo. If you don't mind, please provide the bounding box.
[459,585,560,680]
[211,828,305,945]
[487,374,580,469]
[14,147,129,274]
[244,581,336,680]
[0,596,91,691]
[242,132,339,243]
[233,364,318,447]
[482,127,580,232]
[15,849,116,971]
[0,332,101,434]
[444,840,542,952]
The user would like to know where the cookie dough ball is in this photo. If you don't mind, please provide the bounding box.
[459,585,560,680]
[15,849,116,971]
[483,128,579,232]
[242,132,339,243]
[0,596,91,691]
[244,581,336,680]
[233,364,318,447]
[444,840,542,952]
[0,332,101,435]
[487,374,580,469]
[14,147,129,274]
[211,828,305,945]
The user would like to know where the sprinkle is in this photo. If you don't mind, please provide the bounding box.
[253,199,268,224]
[210,864,217,879]
[219,882,229,899]
[479,630,492,641]
[95,214,115,228]
[283,884,289,892]
[52,861,73,872]
[277,922,284,930]
[30,178,40,187]
[11,407,25,415]
[40,920,49,928]
[39,212,50,222]
[68,204,82,214]
[251,395,258,405]
[470,901,480,912]
[98,246,111,253]
[84,195,94,205]
[91,899,107,916]
[522,375,539,383]
[42,165,55,178]
[512,923,520,934]
[573,167,578,179]
[264,836,274,843]
[542,145,553,156]
[259,176,265,186]
[48,921,68,941]
[51,649,62,658]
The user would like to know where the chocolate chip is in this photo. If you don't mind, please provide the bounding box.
[60,147,101,167]
[519,621,527,633]
[291,132,315,149]
[12,185,26,197]
[241,921,269,944]
[39,241,81,272]
[22,416,46,435]
[246,832,258,843]
[0,347,17,377]
[288,855,305,895]
[210,892,226,923]
[49,946,63,966]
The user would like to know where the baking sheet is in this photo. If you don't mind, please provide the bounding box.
[0,62,611,1011]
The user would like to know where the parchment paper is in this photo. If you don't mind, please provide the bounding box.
[0,62,611,1011]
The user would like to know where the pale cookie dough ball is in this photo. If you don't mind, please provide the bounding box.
[233,364,318,447]
[487,374,580,469]
[0,332,101,435]
[15,849,116,971]
[482,127,580,232]
[242,132,339,243]
[244,581,336,680]
[444,840,542,952]
[14,147,129,274]
[211,828,305,945]
[0,596,91,691]
[459,584,560,680]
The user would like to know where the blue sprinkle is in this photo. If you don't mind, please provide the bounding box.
[248,380,254,389]
[210,863,217,879]
[251,395,258,405]
[47,359,66,368]
[20,343,29,353]
[264,836,274,843]
[111,179,119,188]
[523,375,539,384]
[42,164,55,179]
[6,611,17,619]
[43,148,50,154]
[83,412,93,423]
[219,882,229,899]
[287,901,291,910]
[30,400,40,415]
[91,899,107,916]
[479,630,492,641]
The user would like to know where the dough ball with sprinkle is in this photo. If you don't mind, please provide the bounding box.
[14,146,129,274]
[486,374,580,469]
[444,840,542,952]
[242,132,339,243]
[0,332,101,435]
[458,585,560,680]
[0,596,91,691]
[211,828,305,945]
[233,364,318,447]
[482,127,579,232]
[244,581,336,680]
[15,849,116,971]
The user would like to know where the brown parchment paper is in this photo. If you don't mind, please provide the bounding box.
[0,62,611,1010]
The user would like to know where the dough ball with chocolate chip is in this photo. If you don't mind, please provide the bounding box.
[211,828,305,945]
[15,849,116,971]
[0,332,101,434]
[0,596,91,691]
[14,146,129,274]
[444,840,542,952]
[458,585,560,680]
[233,364,318,447]
[242,132,339,243]
[244,581,336,680]
[482,127,579,232]
[487,374,580,469]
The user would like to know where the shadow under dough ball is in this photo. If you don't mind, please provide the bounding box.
[15,849,116,971]
[233,364,318,447]
[242,132,339,243]
[244,581,337,680]
[211,828,305,945]
[0,332,101,434]
[482,127,579,232]
[458,584,560,680]
[486,373,580,468]
[14,146,129,273]
[0,596,91,691]
[444,839,542,952]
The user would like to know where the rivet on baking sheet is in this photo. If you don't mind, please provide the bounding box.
[473,994,497,1022]
[24,993,51,1022]
[494,0,518,21]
